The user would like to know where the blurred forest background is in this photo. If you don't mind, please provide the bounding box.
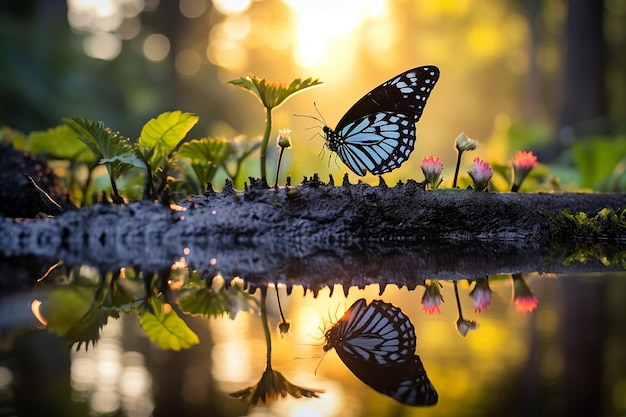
[1,0,625,189]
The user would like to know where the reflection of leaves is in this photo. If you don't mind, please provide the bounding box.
[178,287,231,318]
[41,285,108,349]
[139,297,199,351]
[178,280,259,319]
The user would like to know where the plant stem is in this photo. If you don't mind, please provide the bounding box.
[453,280,463,319]
[274,284,287,323]
[260,288,272,368]
[452,150,463,188]
[260,107,273,180]
[274,148,286,188]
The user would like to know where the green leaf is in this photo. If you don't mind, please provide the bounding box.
[177,137,233,188]
[65,116,135,180]
[572,135,626,190]
[228,75,322,109]
[0,126,29,150]
[177,137,232,163]
[28,125,94,163]
[139,297,199,351]
[138,111,199,157]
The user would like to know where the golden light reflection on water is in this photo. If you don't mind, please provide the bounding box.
[210,312,256,391]
[57,273,558,416]
[70,318,154,417]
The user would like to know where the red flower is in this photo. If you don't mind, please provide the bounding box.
[511,150,538,192]
[512,150,538,170]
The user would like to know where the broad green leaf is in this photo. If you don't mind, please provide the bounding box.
[29,124,94,163]
[177,137,232,163]
[139,297,199,351]
[177,137,233,188]
[572,135,626,190]
[138,111,199,157]
[1,126,31,152]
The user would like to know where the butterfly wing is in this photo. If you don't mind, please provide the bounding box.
[339,354,438,406]
[324,299,437,406]
[325,66,439,176]
[334,112,415,176]
[324,299,416,365]
[335,66,440,129]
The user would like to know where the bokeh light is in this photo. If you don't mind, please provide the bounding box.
[143,33,171,61]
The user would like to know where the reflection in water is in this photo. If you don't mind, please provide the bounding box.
[230,288,323,404]
[453,281,479,337]
[1,255,625,416]
[323,299,437,406]
[70,319,153,417]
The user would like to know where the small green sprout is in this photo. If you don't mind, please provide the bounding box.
[65,117,143,203]
[228,75,322,181]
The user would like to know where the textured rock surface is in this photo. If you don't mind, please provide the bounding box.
[1,177,624,286]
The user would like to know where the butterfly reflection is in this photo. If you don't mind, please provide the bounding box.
[323,299,438,406]
[323,66,439,176]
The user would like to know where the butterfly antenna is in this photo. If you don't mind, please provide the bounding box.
[294,102,328,127]
[314,350,328,375]
[313,102,327,126]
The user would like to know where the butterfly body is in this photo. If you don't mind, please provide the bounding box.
[323,298,438,406]
[323,66,439,176]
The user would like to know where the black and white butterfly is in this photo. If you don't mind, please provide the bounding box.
[323,298,438,406]
[322,66,439,176]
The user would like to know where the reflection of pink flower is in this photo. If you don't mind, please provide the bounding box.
[421,281,444,314]
[421,156,444,189]
[511,150,538,191]
[469,278,493,313]
[468,157,493,191]
[511,274,538,313]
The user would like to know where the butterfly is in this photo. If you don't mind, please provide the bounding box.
[323,298,438,406]
[322,66,439,176]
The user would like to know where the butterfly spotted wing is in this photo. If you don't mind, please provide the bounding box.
[323,298,438,406]
[323,66,439,176]
[323,299,416,364]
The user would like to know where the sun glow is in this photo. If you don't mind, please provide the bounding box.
[281,0,389,68]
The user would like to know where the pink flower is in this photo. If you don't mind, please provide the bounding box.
[468,157,493,191]
[421,156,444,189]
[469,278,493,313]
[511,150,538,192]
[511,274,538,313]
[421,280,444,314]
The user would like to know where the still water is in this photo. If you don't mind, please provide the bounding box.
[0,262,625,417]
